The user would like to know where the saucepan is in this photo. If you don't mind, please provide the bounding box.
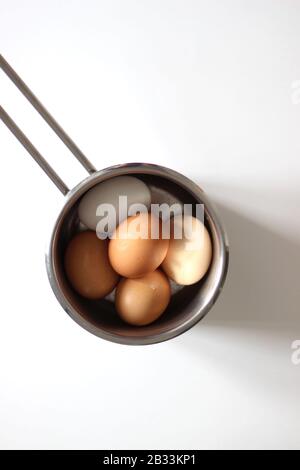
[0,55,229,345]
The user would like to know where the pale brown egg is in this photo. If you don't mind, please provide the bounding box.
[115,270,171,326]
[108,213,169,278]
[162,215,212,285]
[64,231,119,299]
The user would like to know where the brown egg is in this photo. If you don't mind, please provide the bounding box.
[108,213,169,278]
[64,231,119,299]
[115,270,171,326]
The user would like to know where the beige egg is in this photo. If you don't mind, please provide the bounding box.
[162,215,212,285]
[115,270,171,326]
[108,213,169,278]
[64,231,119,299]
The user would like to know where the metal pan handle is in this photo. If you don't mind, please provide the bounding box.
[0,54,96,195]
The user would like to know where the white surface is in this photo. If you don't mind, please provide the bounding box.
[1,0,300,450]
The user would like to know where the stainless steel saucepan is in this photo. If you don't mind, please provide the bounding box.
[0,55,229,345]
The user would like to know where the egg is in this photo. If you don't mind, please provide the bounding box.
[162,215,212,285]
[109,213,169,278]
[64,231,119,299]
[115,270,171,326]
[78,176,151,232]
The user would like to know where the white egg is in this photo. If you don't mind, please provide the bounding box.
[162,215,212,285]
[78,176,151,233]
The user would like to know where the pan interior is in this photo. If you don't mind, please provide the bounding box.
[52,173,217,341]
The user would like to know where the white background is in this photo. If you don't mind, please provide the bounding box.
[1,0,300,450]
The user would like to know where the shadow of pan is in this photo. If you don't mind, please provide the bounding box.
[203,202,300,331]
[179,201,300,400]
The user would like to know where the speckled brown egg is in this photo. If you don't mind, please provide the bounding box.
[115,270,171,326]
